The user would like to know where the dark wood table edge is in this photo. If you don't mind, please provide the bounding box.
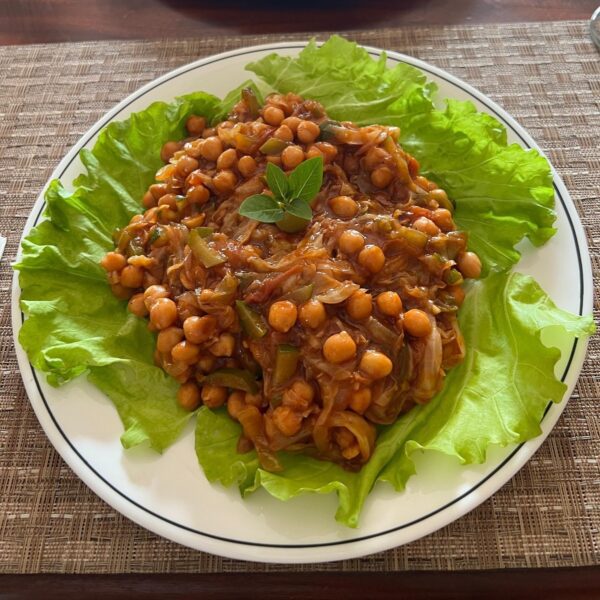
[1,567,599,599]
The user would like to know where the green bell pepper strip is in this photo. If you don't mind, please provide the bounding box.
[236,300,268,339]
[443,268,464,286]
[259,138,290,155]
[272,344,300,387]
[282,284,313,304]
[189,228,226,268]
[195,226,214,238]
[201,368,258,393]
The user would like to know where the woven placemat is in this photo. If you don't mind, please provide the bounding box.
[0,20,598,573]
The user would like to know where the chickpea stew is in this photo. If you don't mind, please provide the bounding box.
[101,89,482,472]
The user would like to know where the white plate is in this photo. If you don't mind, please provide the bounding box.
[12,42,593,563]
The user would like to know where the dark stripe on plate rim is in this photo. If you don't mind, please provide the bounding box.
[20,44,586,549]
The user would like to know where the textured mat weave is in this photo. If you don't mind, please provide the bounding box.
[0,20,598,573]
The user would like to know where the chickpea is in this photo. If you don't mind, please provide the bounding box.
[294,380,315,403]
[305,145,323,160]
[202,127,217,139]
[200,136,223,161]
[282,116,301,133]
[457,251,482,279]
[197,354,216,373]
[347,289,373,320]
[129,214,144,225]
[156,326,184,353]
[184,140,204,159]
[209,333,236,357]
[376,291,403,317]
[349,388,372,414]
[127,293,148,317]
[272,405,303,436]
[227,390,246,419]
[281,145,304,170]
[150,297,178,329]
[186,185,210,205]
[323,331,357,364]
[201,384,227,409]
[111,283,133,300]
[120,265,144,288]
[358,245,386,273]
[183,315,217,344]
[158,207,178,224]
[213,169,237,194]
[266,156,282,167]
[296,120,320,144]
[403,309,432,337]
[171,339,200,363]
[263,106,285,126]
[268,300,298,333]
[360,350,393,379]
[142,190,156,208]
[371,166,394,188]
[101,252,126,272]
[282,380,315,411]
[174,368,192,384]
[177,381,201,411]
[412,216,440,237]
[314,142,337,163]
[186,115,206,136]
[237,155,257,178]
[299,299,326,329]
[363,146,389,170]
[149,183,168,200]
[160,141,180,162]
[143,284,169,310]
[448,285,466,305]
[431,208,455,231]
[158,193,178,210]
[273,124,294,142]
[176,155,199,178]
[216,148,237,170]
[338,230,365,254]
[329,195,358,218]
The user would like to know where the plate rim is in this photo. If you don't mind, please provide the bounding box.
[10,40,594,563]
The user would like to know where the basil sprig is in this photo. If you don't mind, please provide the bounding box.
[238,156,323,230]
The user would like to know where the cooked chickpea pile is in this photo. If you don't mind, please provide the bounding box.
[101,90,481,471]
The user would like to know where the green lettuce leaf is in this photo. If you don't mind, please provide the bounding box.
[16,92,223,451]
[247,36,556,274]
[246,36,435,126]
[196,272,594,526]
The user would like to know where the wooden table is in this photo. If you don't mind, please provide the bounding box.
[2,1,599,598]
[1,0,598,45]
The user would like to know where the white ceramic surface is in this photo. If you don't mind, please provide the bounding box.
[12,43,593,563]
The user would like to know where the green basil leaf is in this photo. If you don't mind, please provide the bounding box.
[285,198,313,221]
[238,194,284,223]
[288,156,324,203]
[265,162,290,199]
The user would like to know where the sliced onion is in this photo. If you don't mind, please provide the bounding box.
[329,411,376,462]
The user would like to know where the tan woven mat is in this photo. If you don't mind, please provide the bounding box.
[0,20,599,573]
